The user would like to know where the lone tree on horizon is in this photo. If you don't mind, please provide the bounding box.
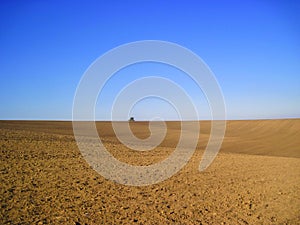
[129,117,135,122]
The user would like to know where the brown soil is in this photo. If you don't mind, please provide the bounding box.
[1,120,299,224]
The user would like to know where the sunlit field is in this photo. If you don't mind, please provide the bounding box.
[1,120,299,224]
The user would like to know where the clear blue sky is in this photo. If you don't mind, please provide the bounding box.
[0,0,299,120]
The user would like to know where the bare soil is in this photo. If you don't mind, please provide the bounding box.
[1,120,299,224]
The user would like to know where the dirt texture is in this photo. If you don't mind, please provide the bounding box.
[1,120,299,224]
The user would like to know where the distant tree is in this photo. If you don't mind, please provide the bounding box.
[129,117,135,122]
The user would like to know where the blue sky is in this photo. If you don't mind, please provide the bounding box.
[0,0,299,120]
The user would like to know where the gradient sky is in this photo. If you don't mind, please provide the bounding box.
[0,0,299,120]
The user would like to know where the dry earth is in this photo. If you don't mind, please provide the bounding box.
[0,120,300,224]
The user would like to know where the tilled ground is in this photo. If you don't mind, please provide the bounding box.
[0,121,300,224]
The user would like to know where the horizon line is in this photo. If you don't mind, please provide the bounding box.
[1,117,300,122]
